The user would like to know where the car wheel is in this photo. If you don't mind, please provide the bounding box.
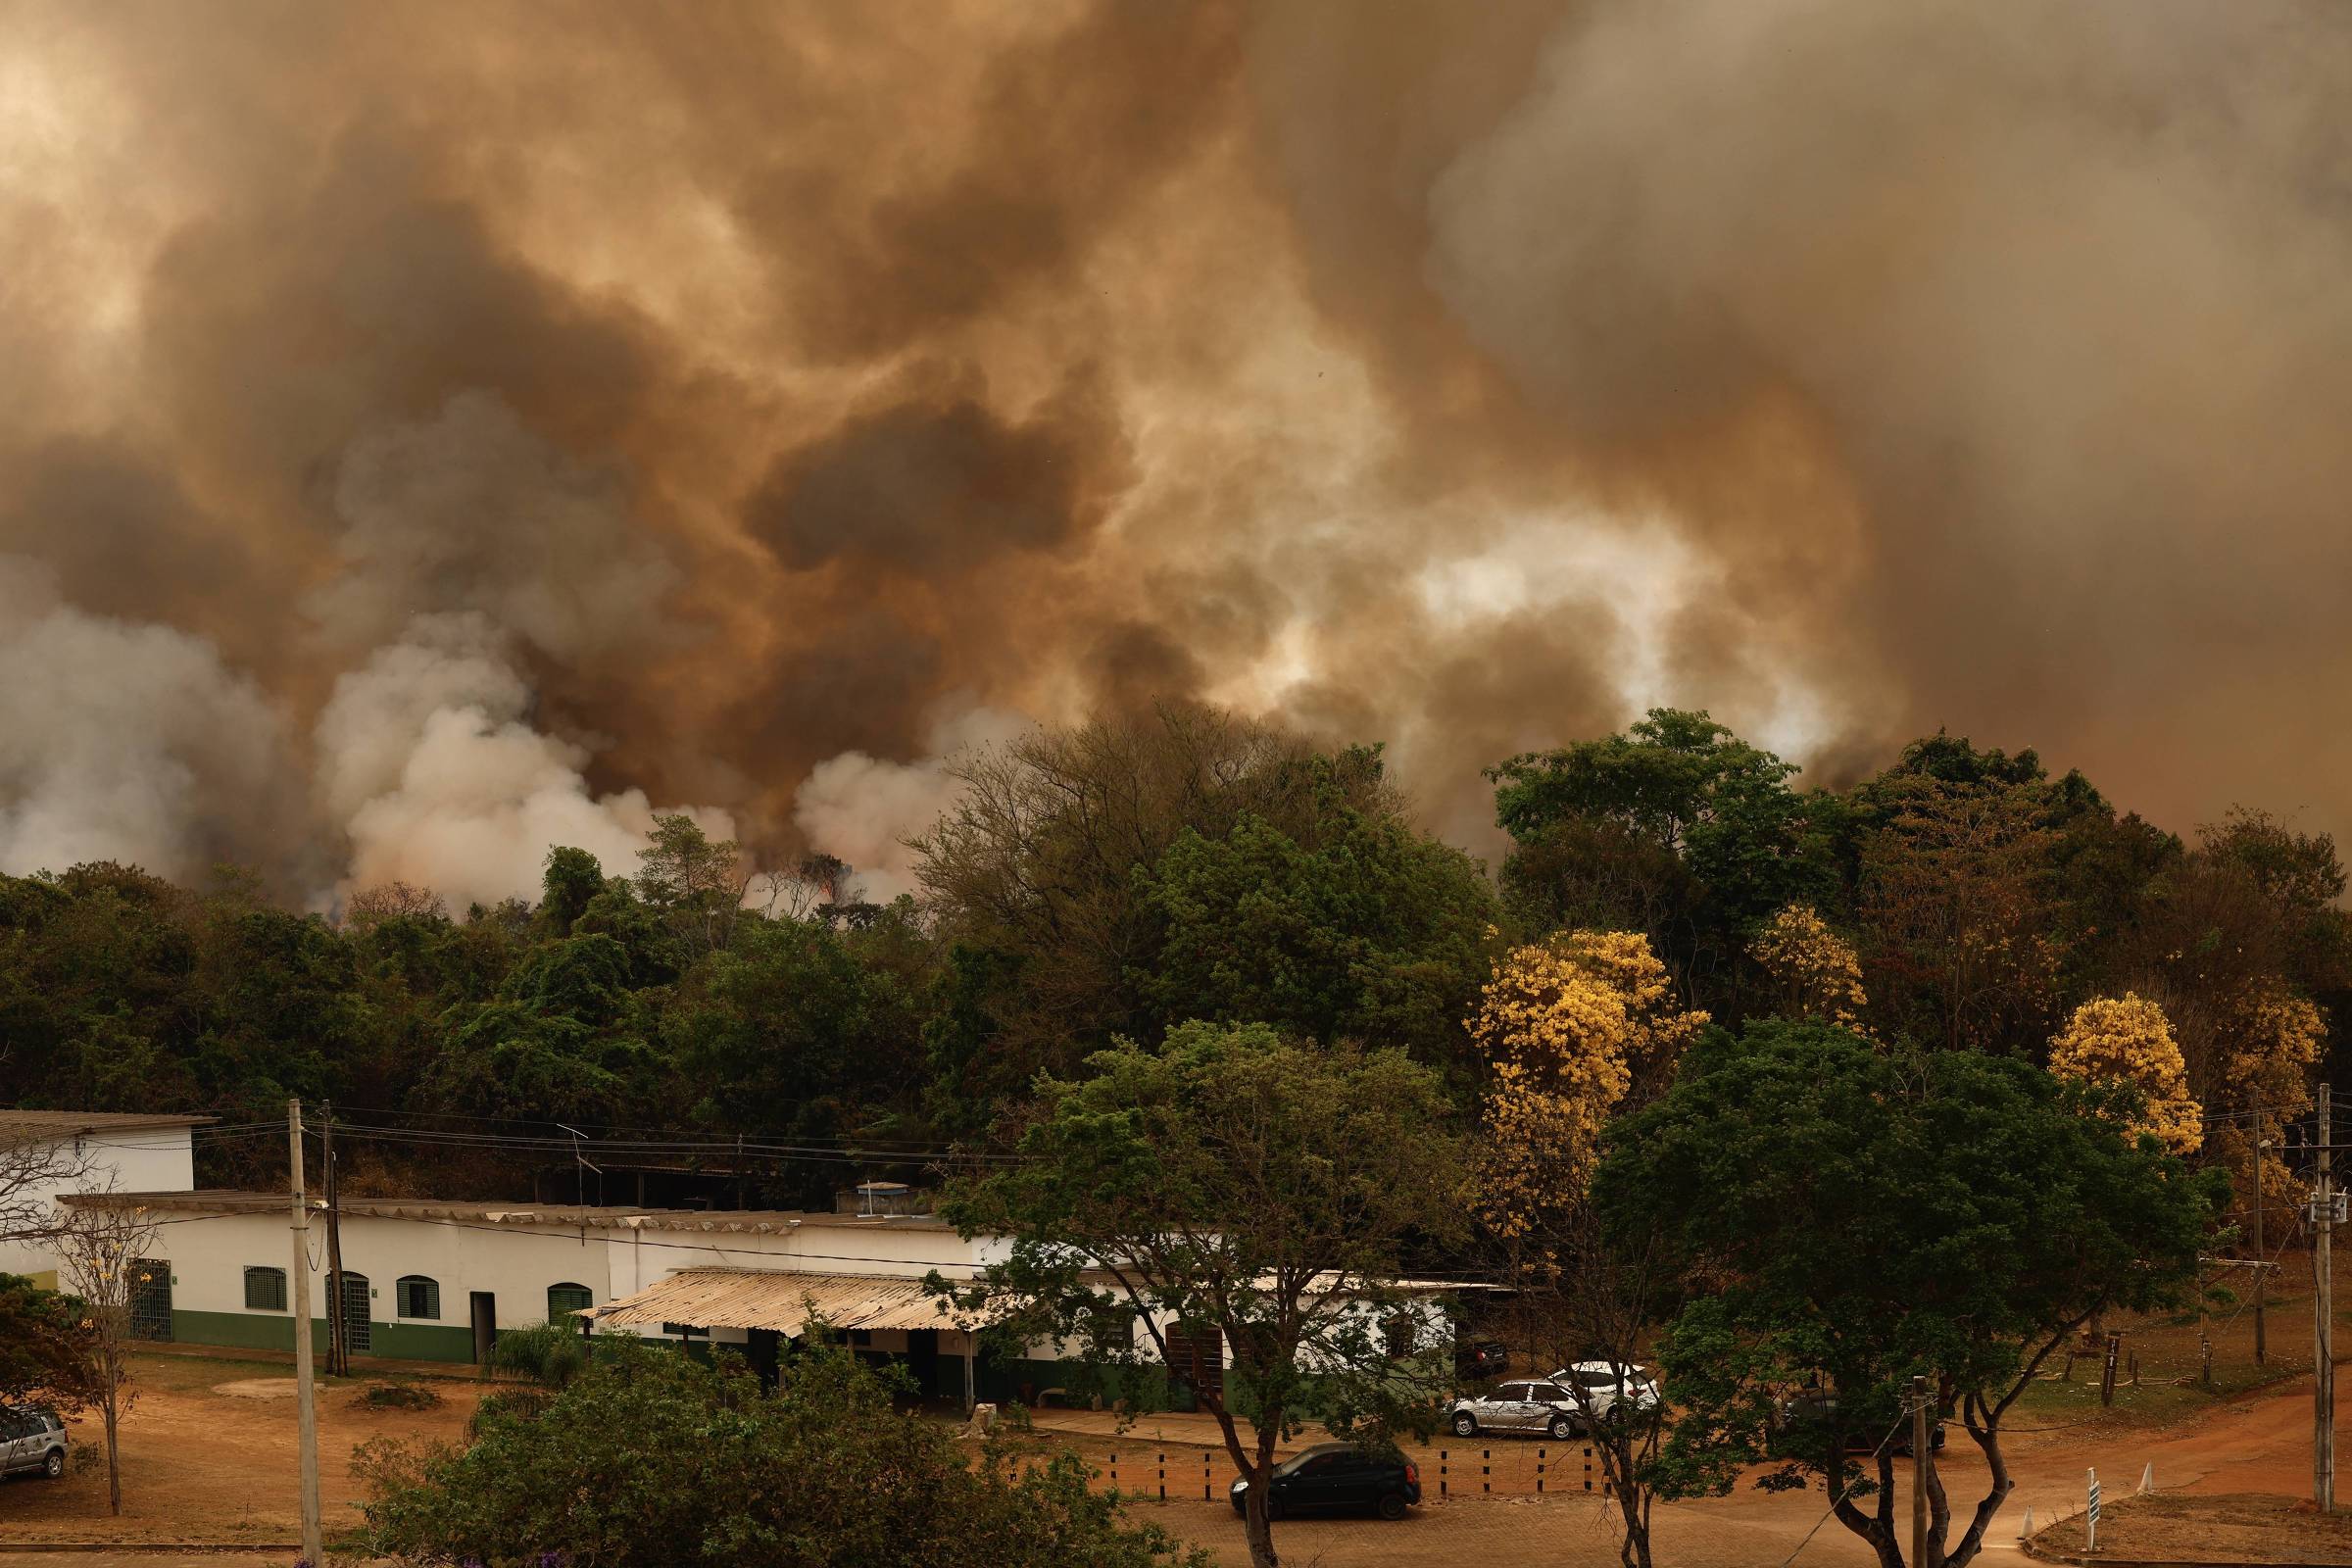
[1264,1497,1284,1522]
[1548,1414,1576,1440]
[1377,1493,1408,1521]
[1451,1411,1478,1437]
[43,1449,65,1480]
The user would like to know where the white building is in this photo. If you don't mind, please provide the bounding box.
[0,1111,210,1284]
[58,1185,1476,1410]
[55,1191,1024,1400]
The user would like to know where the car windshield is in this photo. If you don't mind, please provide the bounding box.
[1275,1447,1351,1478]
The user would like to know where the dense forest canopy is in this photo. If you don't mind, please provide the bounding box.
[2,705,2340,1207]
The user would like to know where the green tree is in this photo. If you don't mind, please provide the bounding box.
[1488,710,1839,991]
[431,935,668,1127]
[941,1022,1466,1568]
[670,911,927,1206]
[0,1274,102,1415]
[1595,1020,2223,1568]
[357,1337,1204,1568]
[1133,759,1495,1067]
[910,706,1406,1107]
[533,846,606,939]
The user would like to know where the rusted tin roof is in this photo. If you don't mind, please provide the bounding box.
[582,1266,985,1334]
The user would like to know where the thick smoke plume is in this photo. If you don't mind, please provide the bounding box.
[3,0,2348,904]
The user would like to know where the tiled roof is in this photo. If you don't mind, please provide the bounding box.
[0,1110,216,1138]
[583,1266,983,1334]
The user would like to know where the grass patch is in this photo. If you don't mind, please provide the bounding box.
[2011,1354,2299,1430]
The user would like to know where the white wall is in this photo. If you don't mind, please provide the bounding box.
[137,1206,1004,1348]
[0,1126,196,1281]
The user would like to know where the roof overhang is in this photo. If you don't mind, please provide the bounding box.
[581,1267,991,1336]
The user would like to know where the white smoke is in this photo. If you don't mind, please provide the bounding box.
[318,613,734,911]
[0,556,296,883]
[792,705,1033,902]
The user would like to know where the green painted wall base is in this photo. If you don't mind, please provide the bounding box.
[168,1309,477,1364]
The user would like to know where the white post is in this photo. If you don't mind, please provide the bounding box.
[2086,1467,2099,1554]
[287,1100,322,1565]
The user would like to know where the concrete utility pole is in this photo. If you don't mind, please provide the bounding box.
[323,1103,348,1378]
[2318,1083,2335,1514]
[1912,1374,1930,1568]
[286,1100,323,1565]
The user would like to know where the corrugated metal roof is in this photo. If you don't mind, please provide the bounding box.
[583,1267,984,1334]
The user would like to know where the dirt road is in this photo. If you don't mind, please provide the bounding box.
[1,1345,2340,1567]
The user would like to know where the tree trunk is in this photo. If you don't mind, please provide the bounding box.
[103,1397,121,1515]
[1201,1394,1283,1568]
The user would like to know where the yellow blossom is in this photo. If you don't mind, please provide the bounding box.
[2048,993,2203,1155]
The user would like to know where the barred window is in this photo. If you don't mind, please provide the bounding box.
[396,1276,441,1320]
[548,1282,592,1319]
[244,1266,287,1312]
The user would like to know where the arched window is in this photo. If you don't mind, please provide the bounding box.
[548,1282,592,1319]
[395,1276,441,1320]
[243,1266,287,1311]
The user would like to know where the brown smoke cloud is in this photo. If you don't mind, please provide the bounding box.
[2,0,2348,903]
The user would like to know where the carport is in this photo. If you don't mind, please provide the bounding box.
[578,1266,993,1407]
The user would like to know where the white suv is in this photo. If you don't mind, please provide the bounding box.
[1544,1362,1661,1426]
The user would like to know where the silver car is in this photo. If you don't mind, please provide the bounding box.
[1446,1379,1585,1439]
[0,1407,67,1480]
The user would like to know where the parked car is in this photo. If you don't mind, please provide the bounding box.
[1447,1378,1587,1439]
[1228,1443,1421,1521]
[0,1407,67,1480]
[1454,1338,1509,1382]
[1776,1389,1946,1455]
[1544,1361,1662,1426]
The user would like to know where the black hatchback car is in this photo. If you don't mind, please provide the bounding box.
[1229,1444,1422,1521]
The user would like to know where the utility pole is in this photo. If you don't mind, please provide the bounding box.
[2254,1098,2267,1366]
[1912,1374,1930,1568]
[323,1103,348,1378]
[2317,1082,2334,1514]
[286,1100,322,1566]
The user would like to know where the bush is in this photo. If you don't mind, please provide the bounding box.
[357,1339,1207,1568]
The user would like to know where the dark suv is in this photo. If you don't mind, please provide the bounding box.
[1229,1444,1421,1521]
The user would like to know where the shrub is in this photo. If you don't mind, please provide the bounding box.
[357,1339,1206,1568]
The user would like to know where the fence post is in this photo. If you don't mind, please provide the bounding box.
[1202,1450,1211,1501]
[1440,1449,1447,1498]
[1537,1446,1546,1494]
[1585,1444,1595,1493]
[1157,1451,1165,1501]
[1483,1447,1491,1494]
[1109,1451,1117,1492]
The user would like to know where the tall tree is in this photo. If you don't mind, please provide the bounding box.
[911,706,1402,1099]
[1488,710,1839,994]
[54,1196,163,1516]
[942,1022,1466,1568]
[1597,1021,2223,1568]
[1133,756,1495,1067]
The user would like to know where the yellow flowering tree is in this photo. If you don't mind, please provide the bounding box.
[2211,986,2324,1206]
[1469,929,1706,1240]
[2047,994,2204,1155]
[1747,904,1868,1028]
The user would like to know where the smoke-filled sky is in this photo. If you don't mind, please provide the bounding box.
[4,0,2349,909]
